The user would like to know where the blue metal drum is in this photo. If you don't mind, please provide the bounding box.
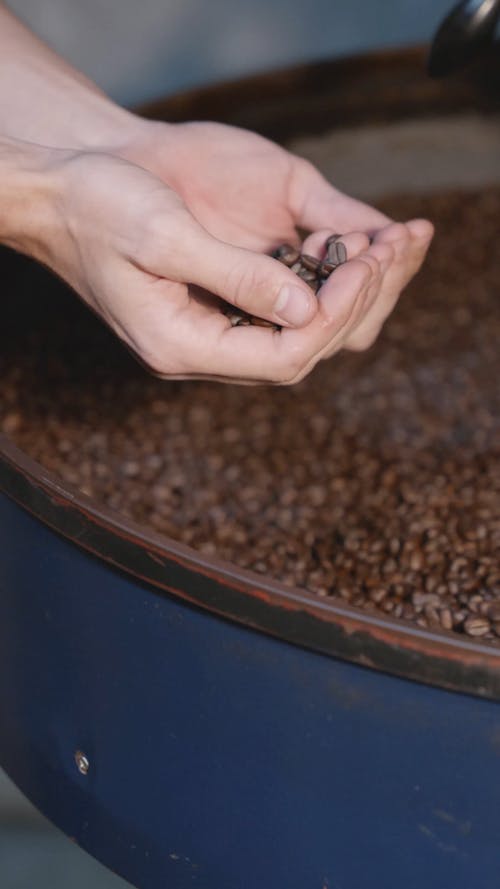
[1,47,500,889]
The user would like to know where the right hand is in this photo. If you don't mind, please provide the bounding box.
[35,147,415,384]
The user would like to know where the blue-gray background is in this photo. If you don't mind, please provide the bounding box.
[10,0,452,106]
[1,0,452,886]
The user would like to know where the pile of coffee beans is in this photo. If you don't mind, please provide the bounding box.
[224,235,347,328]
[1,187,499,641]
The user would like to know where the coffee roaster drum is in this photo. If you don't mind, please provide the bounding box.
[1,47,500,889]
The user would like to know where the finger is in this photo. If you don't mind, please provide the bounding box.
[344,224,411,351]
[276,255,380,382]
[345,220,433,352]
[180,257,377,383]
[317,248,387,358]
[288,156,391,233]
[117,260,375,384]
[405,218,435,279]
[407,218,435,244]
[377,219,433,287]
[280,253,382,384]
[147,216,318,329]
[301,229,371,261]
[324,241,394,356]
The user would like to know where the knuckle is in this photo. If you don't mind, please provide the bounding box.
[133,208,191,273]
[346,326,381,352]
[390,224,411,255]
[296,156,316,178]
[133,216,166,269]
[226,261,275,314]
[389,222,409,241]
[373,242,395,266]
[224,263,248,310]
[335,301,359,330]
[274,343,309,384]
[323,288,364,330]
[362,254,381,277]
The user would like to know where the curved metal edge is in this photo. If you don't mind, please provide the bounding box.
[2,436,500,701]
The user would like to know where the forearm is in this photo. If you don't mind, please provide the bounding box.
[0,3,137,149]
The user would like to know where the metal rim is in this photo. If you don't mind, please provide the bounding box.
[2,435,500,699]
[2,46,500,699]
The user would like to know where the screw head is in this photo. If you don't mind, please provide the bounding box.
[74,750,90,775]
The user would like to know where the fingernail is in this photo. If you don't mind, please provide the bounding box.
[274,285,313,326]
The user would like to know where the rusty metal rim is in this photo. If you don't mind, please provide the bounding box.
[2,433,500,700]
[2,46,500,699]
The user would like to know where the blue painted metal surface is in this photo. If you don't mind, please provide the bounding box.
[2,493,500,889]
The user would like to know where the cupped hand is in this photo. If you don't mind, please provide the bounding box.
[45,119,433,384]
[117,119,434,358]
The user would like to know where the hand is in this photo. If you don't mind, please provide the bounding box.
[116,119,434,367]
[34,121,433,385]
[32,147,348,383]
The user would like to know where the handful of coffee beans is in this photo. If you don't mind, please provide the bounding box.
[224,235,347,329]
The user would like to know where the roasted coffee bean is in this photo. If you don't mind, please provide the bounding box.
[327,240,348,265]
[327,241,339,263]
[463,615,492,637]
[298,269,317,283]
[250,317,280,330]
[273,243,296,259]
[225,311,247,327]
[301,254,321,272]
[318,260,338,277]
[1,188,499,644]
[440,608,454,631]
[274,246,301,267]
[335,242,348,264]
[325,234,342,247]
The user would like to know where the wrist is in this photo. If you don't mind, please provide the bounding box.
[43,92,144,154]
[0,137,61,263]
[107,117,174,163]
[1,84,143,155]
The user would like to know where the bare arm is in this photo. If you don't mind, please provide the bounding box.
[0,3,136,148]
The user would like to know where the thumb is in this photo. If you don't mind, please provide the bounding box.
[159,221,318,328]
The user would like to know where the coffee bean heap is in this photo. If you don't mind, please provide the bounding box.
[1,188,499,642]
[224,235,347,329]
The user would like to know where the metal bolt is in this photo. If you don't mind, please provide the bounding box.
[74,750,90,776]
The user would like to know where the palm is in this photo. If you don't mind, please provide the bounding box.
[117,117,434,373]
[128,121,304,250]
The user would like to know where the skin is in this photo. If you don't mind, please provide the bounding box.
[0,4,434,385]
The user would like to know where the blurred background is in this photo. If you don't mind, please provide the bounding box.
[2,0,453,886]
[9,0,453,105]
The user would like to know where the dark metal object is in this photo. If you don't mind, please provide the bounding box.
[1,46,500,889]
[428,0,500,77]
